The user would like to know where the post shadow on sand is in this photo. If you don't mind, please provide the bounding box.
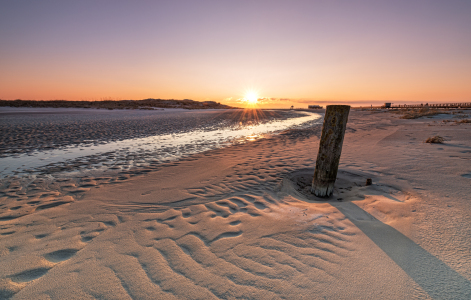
[332,201,471,300]
[308,104,471,299]
[286,169,471,299]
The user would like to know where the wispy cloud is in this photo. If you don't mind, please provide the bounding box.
[231,97,294,103]
[296,99,396,105]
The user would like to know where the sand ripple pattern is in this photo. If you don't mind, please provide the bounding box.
[0,131,363,299]
[1,197,356,299]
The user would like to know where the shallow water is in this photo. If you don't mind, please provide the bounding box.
[0,108,321,177]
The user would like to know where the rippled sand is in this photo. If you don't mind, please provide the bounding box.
[1,109,471,299]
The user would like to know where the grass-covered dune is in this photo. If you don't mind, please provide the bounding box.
[0,99,235,110]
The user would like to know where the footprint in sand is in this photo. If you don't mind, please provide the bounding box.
[35,201,72,211]
[35,233,49,239]
[102,220,117,227]
[80,226,107,242]
[0,214,26,221]
[8,267,51,283]
[81,235,96,242]
[44,249,79,263]
[1,230,15,236]
[229,220,241,226]
[461,173,471,179]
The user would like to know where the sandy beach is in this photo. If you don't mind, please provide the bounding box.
[1,109,471,299]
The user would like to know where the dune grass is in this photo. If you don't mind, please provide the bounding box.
[442,119,471,124]
[399,107,448,119]
[425,136,445,143]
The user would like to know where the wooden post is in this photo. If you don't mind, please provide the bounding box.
[312,105,350,197]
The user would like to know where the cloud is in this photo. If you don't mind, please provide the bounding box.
[296,99,391,105]
[256,97,271,103]
[229,97,296,104]
[296,99,322,104]
[296,99,352,104]
[232,97,272,103]
[256,97,294,103]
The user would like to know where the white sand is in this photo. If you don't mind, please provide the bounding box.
[1,110,471,299]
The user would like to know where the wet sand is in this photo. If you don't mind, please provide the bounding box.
[1,109,471,299]
[0,108,320,178]
[0,107,302,157]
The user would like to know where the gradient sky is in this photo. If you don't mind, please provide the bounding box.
[1,0,470,108]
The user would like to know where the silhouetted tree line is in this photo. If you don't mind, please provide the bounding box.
[0,99,235,110]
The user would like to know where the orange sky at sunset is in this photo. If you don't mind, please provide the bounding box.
[1,1,470,108]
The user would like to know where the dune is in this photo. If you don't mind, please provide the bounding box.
[1,109,471,299]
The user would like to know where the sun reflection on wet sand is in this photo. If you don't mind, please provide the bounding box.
[0,111,321,177]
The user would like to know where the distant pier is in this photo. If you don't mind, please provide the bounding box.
[363,102,471,109]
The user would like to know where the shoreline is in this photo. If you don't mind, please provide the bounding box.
[1,109,470,299]
[0,107,308,156]
[0,108,321,178]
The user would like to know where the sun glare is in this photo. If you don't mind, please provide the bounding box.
[245,91,259,104]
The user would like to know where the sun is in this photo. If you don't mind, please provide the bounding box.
[245,91,259,104]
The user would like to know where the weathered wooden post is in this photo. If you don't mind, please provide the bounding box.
[312,105,350,197]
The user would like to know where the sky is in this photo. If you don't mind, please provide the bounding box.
[1,0,470,108]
